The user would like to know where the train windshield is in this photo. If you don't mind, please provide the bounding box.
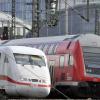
[14,54,46,67]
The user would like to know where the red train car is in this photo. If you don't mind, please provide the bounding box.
[35,40,100,98]
[4,38,100,98]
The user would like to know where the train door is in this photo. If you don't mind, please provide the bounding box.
[66,54,74,81]
[54,53,74,83]
[54,55,66,83]
[59,55,66,81]
[49,60,55,85]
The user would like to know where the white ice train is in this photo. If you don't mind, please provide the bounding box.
[0,46,51,98]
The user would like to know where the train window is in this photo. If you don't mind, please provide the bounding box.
[54,44,58,54]
[66,54,70,66]
[30,55,46,66]
[38,45,44,50]
[14,54,29,65]
[4,55,8,63]
[68,55,74,66]
[60,56,64,68]
[14,54,46,67]
[43,44,48,53]
[48,44,55,54]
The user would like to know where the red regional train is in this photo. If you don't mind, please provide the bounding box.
[2,34,100,98]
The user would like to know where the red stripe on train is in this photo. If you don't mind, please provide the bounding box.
[0,75,51,88]
[38,84,51,87]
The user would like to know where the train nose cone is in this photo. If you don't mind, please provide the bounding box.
[38,87,51,97]
[44,87,51,96]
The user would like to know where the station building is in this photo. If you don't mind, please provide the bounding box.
[0,11,31,39]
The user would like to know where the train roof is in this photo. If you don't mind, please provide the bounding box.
[3,34,78,45]
[0,46,45,56]
[73,34,100,47]
[2,33,100,47]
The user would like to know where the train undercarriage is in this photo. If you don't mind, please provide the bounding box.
[54,82,100,99]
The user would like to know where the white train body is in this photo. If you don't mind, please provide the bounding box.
[0,46,51,98]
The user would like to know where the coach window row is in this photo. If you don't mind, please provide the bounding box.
[33,43,58,54]
[59,54,74,68]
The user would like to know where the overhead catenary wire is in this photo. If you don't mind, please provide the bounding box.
[64,0,89,22]
[33,0,90,29]
[35,0,89,22]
